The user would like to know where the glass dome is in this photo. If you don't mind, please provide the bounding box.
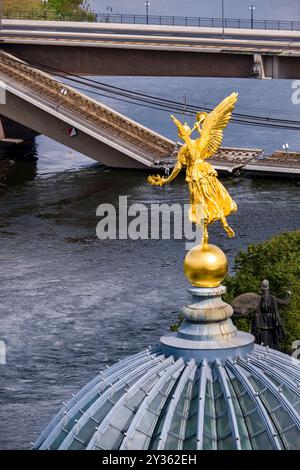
[34,344,300,450]
[33,284,300,450]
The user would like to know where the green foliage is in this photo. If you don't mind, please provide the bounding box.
[232,316,251,334]
[224,230,300,351]
[3,0,96,21]
[47,1,95,20]
[4,0,42,10]
[49,0,79,9]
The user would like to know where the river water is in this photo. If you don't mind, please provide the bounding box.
[0,76,300,449]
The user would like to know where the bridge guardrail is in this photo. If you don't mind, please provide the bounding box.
[0,52,174,161]
[3,10,300,32]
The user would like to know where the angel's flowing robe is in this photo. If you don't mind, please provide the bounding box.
[178,143,237,225]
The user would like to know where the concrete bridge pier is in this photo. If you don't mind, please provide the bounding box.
[0,115,39,147]
[262,54,300,79]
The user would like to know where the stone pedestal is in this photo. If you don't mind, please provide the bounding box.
[160,285,254,363]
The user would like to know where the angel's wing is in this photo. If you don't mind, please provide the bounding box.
[231,293,260,317]
[196,92,238,160]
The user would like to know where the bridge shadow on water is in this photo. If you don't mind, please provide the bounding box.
[0,140,38,191]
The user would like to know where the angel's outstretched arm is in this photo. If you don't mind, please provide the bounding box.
[275,291,291,305]
[164,157,183,184]
[148,161,182,187]
[148,147,185,187]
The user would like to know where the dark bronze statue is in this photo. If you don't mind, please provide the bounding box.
[231,279,291,351]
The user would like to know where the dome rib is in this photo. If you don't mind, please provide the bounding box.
[250,350,300,385]
[226,359,282,450]
[36,347,162,450]
[238,357,300,425]
[58,352,168,450]
[216,359,242,450]
[119,358,185,450]
[155,359,197,450]
[196,359,208,450]
[34,345,300,451]
[85,355,178,450]
[247,356,300,397]
[237,357,300,449]
[254,346,300,382]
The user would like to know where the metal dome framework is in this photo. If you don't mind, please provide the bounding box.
[34,344,300,451]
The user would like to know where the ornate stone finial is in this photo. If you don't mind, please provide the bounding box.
[160,283,254,363]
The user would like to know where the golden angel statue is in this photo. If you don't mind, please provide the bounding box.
[148,92,238,245]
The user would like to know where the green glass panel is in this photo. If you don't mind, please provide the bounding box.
[110,405,134,430]
[183,435,197,450]
[245,410,267,436]
[202,434,217,450]
[138,409,157,435]
[216,412,231,439]
[251,430,274,450]
[165,433,181,450]
[95,425,123,450]
[272,406,294,431]
[218,434,235,450]
[127,430,148,450]
[93,400,114,422]
[184,411,197,440]
[168,411,183,436]
[68,439,86,450]
[282,425,300,450]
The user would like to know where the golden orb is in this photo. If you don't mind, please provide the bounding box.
[184,244,228,288]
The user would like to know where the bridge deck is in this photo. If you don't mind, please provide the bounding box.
[245,151,300,176]
[4,20,300,39]
[3,21,300,79]
[0,51,298,175]
[0,51,175,168]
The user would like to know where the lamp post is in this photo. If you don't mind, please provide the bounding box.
[0,0,3,31]
[42,0,48,20]
[221,0,225,39]
[56,87,68,112]
[283,143,289,154]
[249,5,255,29]
[145,1,150,25]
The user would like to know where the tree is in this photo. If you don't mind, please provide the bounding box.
[3,1,95,21]
[225,230,300,352]
[4,0,42,9]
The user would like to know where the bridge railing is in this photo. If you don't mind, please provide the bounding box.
[0,52,174,160]
[3,10,300,31]
[95,14,300,31]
